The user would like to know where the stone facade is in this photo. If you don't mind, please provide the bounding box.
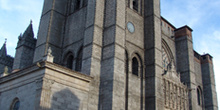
[0,0,218,110]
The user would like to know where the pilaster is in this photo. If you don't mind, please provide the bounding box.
[144,0,164,109]
[99,0,126,110]
[81,0,105,110]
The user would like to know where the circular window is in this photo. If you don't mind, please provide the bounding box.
[127,22,135,33]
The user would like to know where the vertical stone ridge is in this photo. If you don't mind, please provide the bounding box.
[144,0,163,109]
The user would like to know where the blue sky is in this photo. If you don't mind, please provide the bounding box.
[161,0,220,107]
[0,0,220,107]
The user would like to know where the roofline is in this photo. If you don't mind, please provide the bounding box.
[175,25,193,32]
[161,16,176,29]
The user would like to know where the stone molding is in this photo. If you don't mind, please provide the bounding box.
[0,61,92,84]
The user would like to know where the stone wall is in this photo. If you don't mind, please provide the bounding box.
[0,61,92,110]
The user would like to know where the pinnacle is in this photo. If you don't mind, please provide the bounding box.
[0,39,7,57]
[22,20,34,39]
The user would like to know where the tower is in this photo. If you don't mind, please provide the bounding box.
[33,0,163,109]
[201,54,218,109]
[13,21,37,70]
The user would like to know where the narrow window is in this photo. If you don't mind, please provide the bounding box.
[132,57,139,76]
[75,49,82,72]
[67,55,74,69]
[197,87,202,105]
[133,0,138,12]
[75,0,81,10]
[10,98,20,110]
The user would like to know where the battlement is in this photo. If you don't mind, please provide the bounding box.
[194,51,213,64]
[161,17,176,38]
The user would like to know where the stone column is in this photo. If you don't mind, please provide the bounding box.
[144,0,164,109]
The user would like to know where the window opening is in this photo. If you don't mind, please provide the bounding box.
[11,98,20,110]
[132,57,139,76]
[67,55,74,69]
[197,88,202,105]
[75,0,81,10]
[133,0,138,11]
[75,49,82,72]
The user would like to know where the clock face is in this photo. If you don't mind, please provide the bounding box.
[127,22,135,33]
[162,48,170,70]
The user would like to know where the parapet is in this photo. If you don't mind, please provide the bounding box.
[194,51,213,64]
[175,25,193,39]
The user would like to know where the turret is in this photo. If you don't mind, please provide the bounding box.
[13,21,37,70]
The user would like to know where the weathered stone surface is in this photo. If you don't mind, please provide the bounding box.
[0,0,218,110]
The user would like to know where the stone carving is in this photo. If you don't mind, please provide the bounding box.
[43,47,54,62]
[2,66,9,77]
[162,59,189,110]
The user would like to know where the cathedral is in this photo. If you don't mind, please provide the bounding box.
[0,0,218,110]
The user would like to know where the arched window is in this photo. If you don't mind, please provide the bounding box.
[133,0,138,12]
[197,87,202,106]
[67,55,74,69]
[74,0,81,10]
[10,98,20,110]
[75,48,82,72]
[132,57,139,76]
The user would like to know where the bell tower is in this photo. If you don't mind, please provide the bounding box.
[33,0,163,109]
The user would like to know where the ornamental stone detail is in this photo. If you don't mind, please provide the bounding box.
[162,61,189,110]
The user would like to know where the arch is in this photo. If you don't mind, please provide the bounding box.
[10,98,20,110]
[162,39,174,61]
[64,51,74,69]
[197,86,203,106]
[75,47,83,72]
[132,57,139,76]
[130,52,144,109]
[162,39,175,70]
[131,52,143,76]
